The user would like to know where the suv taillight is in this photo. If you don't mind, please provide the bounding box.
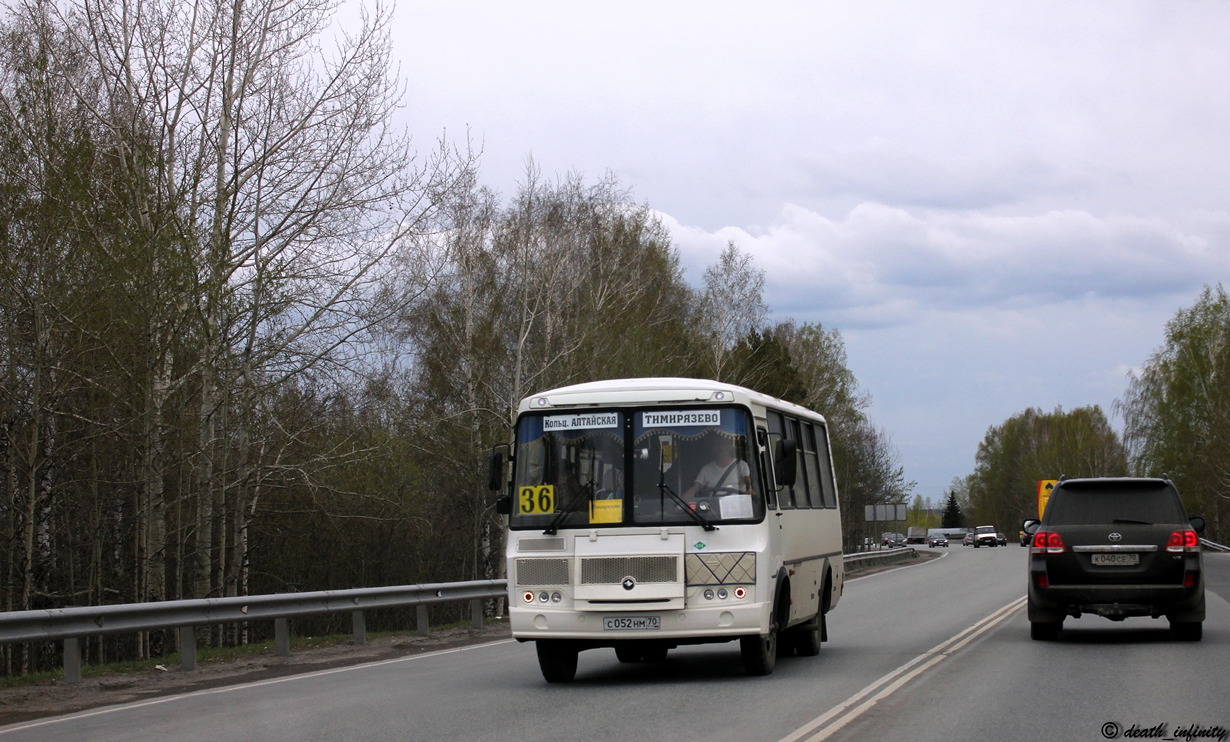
[1030,530,1065,554]
[1165,529,1200,553]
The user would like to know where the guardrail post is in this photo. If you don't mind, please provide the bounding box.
[274,618,290,656]
[351,610,366,645]
[470,599,483,629]
[179,626,197,671]
[416,605,429,636]
[63,637,82,683]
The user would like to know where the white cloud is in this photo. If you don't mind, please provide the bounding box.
[390,0,1230,495]
[667,203,1227,330]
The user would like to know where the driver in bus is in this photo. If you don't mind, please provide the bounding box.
[683,435,752,500]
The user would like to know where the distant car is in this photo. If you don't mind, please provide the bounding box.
[882,533,905,548]
[1019,530,1032,546]
[962,532,974,546]
[1023,476,1205,641]
[996,532,1007,546]
[928,534,949,548]
[973,525,999,548]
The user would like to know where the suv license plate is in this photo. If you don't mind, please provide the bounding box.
[1091,553,1139,566]
[603,616,661,631]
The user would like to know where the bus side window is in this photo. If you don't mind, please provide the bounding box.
[758,428,777,509]
[788,417,812,508]
[815,422,838,508]
[800,422,822,509]
[769,411,796,508]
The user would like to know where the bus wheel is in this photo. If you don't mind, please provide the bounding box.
[788,614,823,657]
[740,629,777,676]
[536,640,578,682]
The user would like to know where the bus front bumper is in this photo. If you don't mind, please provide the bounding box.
[509,601,771,642]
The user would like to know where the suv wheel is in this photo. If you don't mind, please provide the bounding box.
[1030,620,1062,641]
[1170,620,1203,642]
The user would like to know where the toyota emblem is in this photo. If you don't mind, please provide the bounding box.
[621,576,636,591]
[1108,532,1123,542]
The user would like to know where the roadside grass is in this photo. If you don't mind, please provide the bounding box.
[0,618,495,689]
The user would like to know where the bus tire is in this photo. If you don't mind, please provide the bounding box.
[742,580,784,676]
[789,614,823,657]
[536,640,578,682]
[740,630,777,676]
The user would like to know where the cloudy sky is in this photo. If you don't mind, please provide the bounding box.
[389,0,1230,501]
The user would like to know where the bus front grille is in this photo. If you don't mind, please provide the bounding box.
[517,537,565,552]
[516,558,569,586]
[580,556,678,585]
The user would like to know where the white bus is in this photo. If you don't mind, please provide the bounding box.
[491,377,844,681]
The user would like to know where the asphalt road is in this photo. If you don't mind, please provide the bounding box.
[3,546,1227,742]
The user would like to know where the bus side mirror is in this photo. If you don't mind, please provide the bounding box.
[774,439,797,487]
[488,450,505,492]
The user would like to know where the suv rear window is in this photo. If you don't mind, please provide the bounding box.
[1045,480,1186,525]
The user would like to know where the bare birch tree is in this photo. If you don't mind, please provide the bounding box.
[400,165,696,584]
[699,241,767,381]
[61,0,462,601]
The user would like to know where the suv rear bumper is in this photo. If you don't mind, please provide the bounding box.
[1028,578,1205,621]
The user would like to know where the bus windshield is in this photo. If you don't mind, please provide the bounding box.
[509,406,764,531]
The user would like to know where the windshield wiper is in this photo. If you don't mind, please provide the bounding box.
[656,476,716,532]
[1111,518,1152,525]
[544,479,597,535]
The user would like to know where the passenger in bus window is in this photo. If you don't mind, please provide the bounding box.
[592,436,624,499]
[684,435,752,498]
[595,459,624,499]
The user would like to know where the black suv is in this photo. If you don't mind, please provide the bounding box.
[1022,477,1205,641]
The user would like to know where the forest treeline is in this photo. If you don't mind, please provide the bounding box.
[953,285,1230,543]
[0,0,911,673]
[3,0,1224,676]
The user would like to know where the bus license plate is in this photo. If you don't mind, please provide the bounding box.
[603,616,661,631]
[1091,553,1139,566]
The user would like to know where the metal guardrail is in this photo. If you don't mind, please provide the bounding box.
[1201,538,1230,553]
[0,580,507,683]
[843,546,919,569]
[0,549,921,684]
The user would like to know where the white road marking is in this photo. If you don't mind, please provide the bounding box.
[779,596,1026,742]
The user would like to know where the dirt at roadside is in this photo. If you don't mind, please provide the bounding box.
[0,622,513,727]
[0,550,941,727]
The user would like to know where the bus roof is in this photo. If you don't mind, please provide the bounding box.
[517,377,827,422]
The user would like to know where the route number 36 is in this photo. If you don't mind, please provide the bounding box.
[518,485,555,515]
